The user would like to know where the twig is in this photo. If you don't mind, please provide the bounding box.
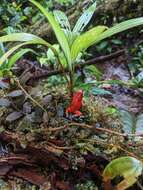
[67,122,127,136]
[67,122,143,138]
[14,77,47,113]
[80,49,126,68]
[48,125,68,132]
[47,142,74,150]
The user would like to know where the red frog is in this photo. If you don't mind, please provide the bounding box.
[66,89,83,116]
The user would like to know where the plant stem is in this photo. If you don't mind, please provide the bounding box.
[69,71,73,98]
[14,77,47,113]
[56,54,69,84]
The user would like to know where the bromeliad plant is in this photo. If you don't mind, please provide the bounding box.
[0,0,143,96]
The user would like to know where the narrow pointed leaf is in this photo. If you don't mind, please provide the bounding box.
[0,40,44,65]
[73,1,96,34]
[97,17,143,43]
[0,33,53,50]
[0,42,31,65]
[0,33,59,66]
[8,48,36,68]
[29,0,71,69]
[0,42,7,65]
[0,33,45,43]
[0,43,5,56]
[54,10,73,45]
[71,26,107,61]
[54,10,71,32]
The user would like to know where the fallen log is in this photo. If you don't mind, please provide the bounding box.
[0,131,108,188]
[0,131,69,168]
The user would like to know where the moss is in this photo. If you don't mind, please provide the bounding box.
[75,181,98,190]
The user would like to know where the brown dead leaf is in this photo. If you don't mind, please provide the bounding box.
[6,111,23,122]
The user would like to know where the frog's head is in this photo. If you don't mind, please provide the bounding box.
[74,89,83,99]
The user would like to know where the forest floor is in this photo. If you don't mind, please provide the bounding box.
[0,42,143,190]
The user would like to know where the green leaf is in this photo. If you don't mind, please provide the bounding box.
[96,41,108,51]
[105,107,118,115]
[71,26,107,61]
[46,44,60,61]
[97,17,143,43]
[0,40,42,66]
[103,156,143,190]
[8,48,36,68]
[53,10,71,32]
[73,1,97,34]
[0,33,60,66]
[71,17,143,62]
[111,39,122,45]
[54,10,73,45]
[0,33,45,43]
[29,0,72,69]
[0,42,32,66]
[0,33,53,50]
[46,44,68,68]
[120,110,135,134]
[92,87,112,96]
[0,43,7,65]
[85,65,102,80]
[0,43,5,57]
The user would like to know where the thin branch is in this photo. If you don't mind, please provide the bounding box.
[47,142,74,150]
[14,77,47,113]
[67,122,143,138]
[80,49,126,68]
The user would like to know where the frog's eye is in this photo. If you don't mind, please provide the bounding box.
[78,89,83,94]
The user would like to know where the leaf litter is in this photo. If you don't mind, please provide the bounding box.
[0,54,143,189]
